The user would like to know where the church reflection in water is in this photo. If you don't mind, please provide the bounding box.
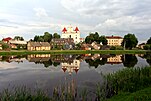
[1,53,150,73]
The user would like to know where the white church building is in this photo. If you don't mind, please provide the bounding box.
[61,26,81,44]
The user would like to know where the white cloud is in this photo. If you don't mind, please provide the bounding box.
[33,8,48,18]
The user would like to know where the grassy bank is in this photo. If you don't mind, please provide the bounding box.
[107,87,151,101]
[104,66,151,101]
[0,50,150,55]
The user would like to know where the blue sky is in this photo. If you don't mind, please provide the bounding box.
[0,0,151,43]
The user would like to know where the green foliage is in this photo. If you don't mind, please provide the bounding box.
[14,36,24,41]
[0,87,50,101]
[107,87,151,101]
[99,36,108,45]
[2,43,10,50]
[33,32,60,42]
[85,32,107,45]
[110,46,116,50]
[43,32,52,42]
[122,33,138,50]
[147,37,151,44]
[144,44,151,50]
[53,33,60,39]
[105,66,151,99]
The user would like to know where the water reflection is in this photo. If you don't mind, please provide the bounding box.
[0,53,151,71]
[138,52,151,66]
[122,54,138,68]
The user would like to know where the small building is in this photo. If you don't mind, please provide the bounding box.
[2,37,12,43]
[91,42,101,50]
[138,43,146,49]
[51,38,75,50]
[81,44,92,50]
[106,36,123,46]
[27,42,51,51]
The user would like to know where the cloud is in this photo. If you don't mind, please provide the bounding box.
[33,8,48,18]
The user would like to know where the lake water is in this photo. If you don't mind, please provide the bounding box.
[0,53,150,98]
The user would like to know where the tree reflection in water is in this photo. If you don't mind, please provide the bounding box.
[122,54,138,68]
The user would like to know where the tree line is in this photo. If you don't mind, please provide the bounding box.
[30,32,60,42]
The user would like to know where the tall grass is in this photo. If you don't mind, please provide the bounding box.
[105,66,151,98]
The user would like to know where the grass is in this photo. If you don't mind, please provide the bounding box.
[107,87,151,101]
[103,66,151,101]
[0,50,150,56]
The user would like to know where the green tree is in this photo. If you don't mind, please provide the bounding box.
[43,32,52,42]
[122,33,138,50]
[147,37,151,44]
[2,43,10,50]
[34,35,40,42]
[99,36,107,45]
[14,36,24,41]
[53,33,60,39]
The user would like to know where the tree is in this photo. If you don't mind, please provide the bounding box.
[43,32,52,42]
[2,43,10,50]
[14,36,24,41]
[147,37,151,44]
[53,33,60,39]
[34,35,40,42]
[122,33,138,50]
[99,36,107,45]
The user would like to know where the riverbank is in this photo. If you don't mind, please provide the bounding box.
[0,50,150,55]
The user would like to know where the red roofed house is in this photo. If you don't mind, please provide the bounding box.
[2,37,12,43]
[106,35,123,46]
[61,26,81,44]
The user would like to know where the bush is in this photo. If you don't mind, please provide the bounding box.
[2,43,10,50]
[110,46,116,50]
[144,44,151,50]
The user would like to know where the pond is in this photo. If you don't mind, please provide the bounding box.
[0,53,150,99]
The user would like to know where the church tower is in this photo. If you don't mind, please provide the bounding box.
[61,26,80,44]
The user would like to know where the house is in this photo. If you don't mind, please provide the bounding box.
[106,36,123,46]
[61,26,81,44]
[51,38,75,50]
[27,42,51,51]
[91,42,101,50]
[2,37,12,43]
[138,43,146,49]
[81,44,92,50]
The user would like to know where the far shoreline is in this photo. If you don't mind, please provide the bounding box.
[0,50,150,56]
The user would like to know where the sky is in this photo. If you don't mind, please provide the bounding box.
[0,0,151,43]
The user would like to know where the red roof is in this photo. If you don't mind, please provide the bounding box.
[62,67,67,72]
[74,68,79,73]
[106,36,123,39]
[74,27,79,32]
[2,37,12,42]
[62,27,67,33]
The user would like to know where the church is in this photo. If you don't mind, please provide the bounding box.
[61,26,81,44]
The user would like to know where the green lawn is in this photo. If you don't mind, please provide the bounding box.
[0,50,150,55]
[107,87,151,101]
